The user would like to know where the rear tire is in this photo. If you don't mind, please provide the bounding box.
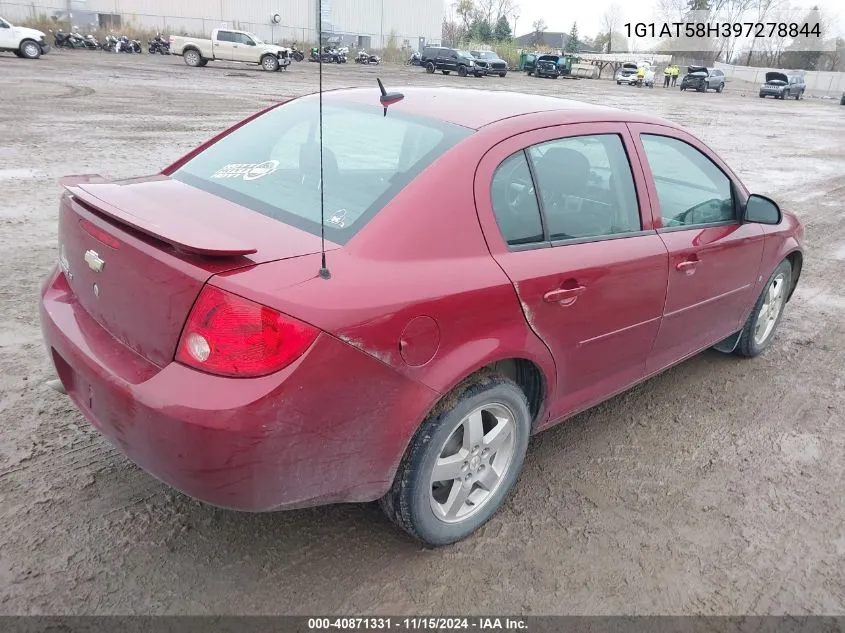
[183,48,202,67]
[261,54,280,72]
[380,374,531,547]
[20,39,41,59]
[716,82,724,93]
[425,61,435,73]
[735,259,792,358]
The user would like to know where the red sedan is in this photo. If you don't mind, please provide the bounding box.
[39,86,804,546]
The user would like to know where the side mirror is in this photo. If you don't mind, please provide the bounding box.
[744,194,782,225]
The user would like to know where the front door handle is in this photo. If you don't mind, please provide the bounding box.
[543,285,586,304]
[676,255,701,273]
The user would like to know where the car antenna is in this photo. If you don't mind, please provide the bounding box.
[317,37,330,280]
[377,78,404,117]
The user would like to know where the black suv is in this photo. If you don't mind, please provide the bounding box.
[470,50,508,77]
[680,66,725,92]
[420,46,482,77]
[759,72,806,100]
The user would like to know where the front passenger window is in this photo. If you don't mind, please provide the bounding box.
[640,134,735,228]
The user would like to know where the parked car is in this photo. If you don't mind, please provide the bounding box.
[616,62,640,85]
[169,29,291,71]
[470,50,508,77]
[759,71,806,100]
[680,66,726,92]
[40,87,804,547]
[532,54,563,78]
[420,46,482,77]
[0,15,50,59]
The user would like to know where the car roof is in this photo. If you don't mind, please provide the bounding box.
[315,87,676,130]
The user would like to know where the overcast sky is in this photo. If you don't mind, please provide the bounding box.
[506,0,844,41]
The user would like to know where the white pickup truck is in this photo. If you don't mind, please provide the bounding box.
[170,28,291,72]
[0,16,50,59]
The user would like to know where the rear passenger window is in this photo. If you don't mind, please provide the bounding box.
[490,151,545,246]
[527,134,641,241]
[216,31,234,42]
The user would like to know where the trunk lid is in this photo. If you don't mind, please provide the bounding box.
[58,175,334,368]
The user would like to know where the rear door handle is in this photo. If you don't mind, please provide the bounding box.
[543,285,586,304]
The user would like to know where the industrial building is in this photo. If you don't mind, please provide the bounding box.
[1,0,444,49]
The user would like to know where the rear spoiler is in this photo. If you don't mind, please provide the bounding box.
[61,175,257,257]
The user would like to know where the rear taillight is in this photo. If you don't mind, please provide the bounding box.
[176,285,318,378]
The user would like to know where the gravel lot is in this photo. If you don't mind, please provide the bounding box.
[1,50,844,616]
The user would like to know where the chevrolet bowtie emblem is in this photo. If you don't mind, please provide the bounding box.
[84,249,105,273]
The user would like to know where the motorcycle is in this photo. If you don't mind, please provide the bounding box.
[81,33,100,49]
[290,44,305,62]
[100,34,118,51]
[405,51,421,66]
[148,34,170,55]
[355,50,381,65]
[116,35,142,53]
[51,30,74,49]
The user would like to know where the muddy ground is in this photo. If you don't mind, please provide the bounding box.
[0,50,844,615]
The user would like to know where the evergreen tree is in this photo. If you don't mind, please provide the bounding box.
[494,15,512,41]
[566,22,580,53]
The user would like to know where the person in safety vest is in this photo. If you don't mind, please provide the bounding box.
[663,65,672,87]
[671,65,680,86]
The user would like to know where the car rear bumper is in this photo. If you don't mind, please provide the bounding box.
[39,266,437,511]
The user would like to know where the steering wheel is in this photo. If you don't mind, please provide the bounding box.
[494,157,535,219]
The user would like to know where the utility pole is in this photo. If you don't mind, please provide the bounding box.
[66,0,72,29]
[512,13,519,38]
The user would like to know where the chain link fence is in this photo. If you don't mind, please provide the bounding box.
[0,0,432,56]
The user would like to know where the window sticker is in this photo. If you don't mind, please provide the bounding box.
[211,160,279,181]
[328,209,348,228]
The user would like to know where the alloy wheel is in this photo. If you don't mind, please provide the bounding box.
[429,403,517,523]
[754,273,786,345]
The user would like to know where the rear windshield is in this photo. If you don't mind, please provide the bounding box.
[171,98,473,243]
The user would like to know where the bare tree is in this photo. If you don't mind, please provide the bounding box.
[475,0,517,25]
[531,18,547,46]
[744,0,786,65]
[601,3,621,53]
[442,16,460,47]
[454,0,476,33]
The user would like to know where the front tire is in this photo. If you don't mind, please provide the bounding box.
[380,374,531,547]
[261,54,280,71]
[425,61,435,74]
[20,39,42,59]
[735,259,792,357]
[716,82,724,93]
[458,65,468,76]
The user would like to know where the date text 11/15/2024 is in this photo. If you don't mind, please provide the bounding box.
[307,617,528,630]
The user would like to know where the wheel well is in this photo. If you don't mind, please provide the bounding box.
[786,251,803,300]
[454,359,546,424]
